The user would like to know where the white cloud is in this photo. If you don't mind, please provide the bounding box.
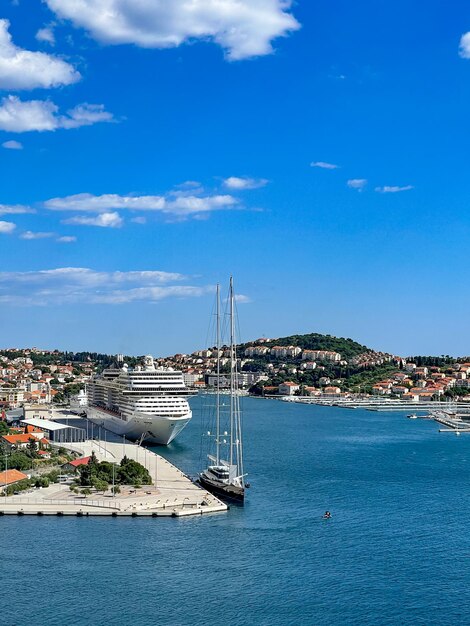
[375,185,414,194]
[131,216,147,224]
[0,96,114,132]
[347,179,367,191]
[56,235,77,243]
[45,191,239,218]
[62,103,115,128]
[36,25,56,46]
[20,231,54,240]
[310,161,339,170]
[0,97,59,132]
[0,19,79,89]
[223,176,268,190]
[0,220,15,234]
[2,139,22,149]
[0,267,214,305]
[460,32,470,59]
[63,211,123,228]
[0,204,33,215]
[235,294,251,304]
[91,285,211,304]
[45,0,300,61]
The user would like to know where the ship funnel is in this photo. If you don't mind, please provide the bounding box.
[116,354,124,363]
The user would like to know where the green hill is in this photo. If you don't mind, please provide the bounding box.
[242,333,369,360]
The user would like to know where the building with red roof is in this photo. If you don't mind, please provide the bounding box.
[0,469,29,491]
[62,456,91,472]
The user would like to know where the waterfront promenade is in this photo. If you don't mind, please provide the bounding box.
[277,396,470,413]
[0,440,227,517]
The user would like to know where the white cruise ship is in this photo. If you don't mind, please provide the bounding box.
[86,355,193,445]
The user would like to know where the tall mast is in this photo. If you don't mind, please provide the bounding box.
[216,283,221,465]
[230,277,244,482]
[230,276,235,467]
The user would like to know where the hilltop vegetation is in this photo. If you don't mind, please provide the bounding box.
[240,333,368,360]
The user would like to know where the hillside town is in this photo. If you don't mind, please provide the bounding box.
[0,347,92,410]
[1,338,470,417]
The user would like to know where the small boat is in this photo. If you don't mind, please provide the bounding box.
[407,414,418,419]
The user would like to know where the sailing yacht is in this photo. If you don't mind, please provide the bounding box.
[198,278,247,504]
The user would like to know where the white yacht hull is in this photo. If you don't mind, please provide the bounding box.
[86,405,192,445]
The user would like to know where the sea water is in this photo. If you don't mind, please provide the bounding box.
[2,397,470,625]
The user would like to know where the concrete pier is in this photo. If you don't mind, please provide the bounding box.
[0,440,228,517]
[431,411,470,433]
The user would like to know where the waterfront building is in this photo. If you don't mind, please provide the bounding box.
[373,383,392,395]
[278,382,300,395]
[182,372,203,387]
[304,386,321,396]
[401,393,420,402]
[207,372,266,388]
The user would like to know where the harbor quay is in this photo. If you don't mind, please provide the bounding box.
[0,439,228,518]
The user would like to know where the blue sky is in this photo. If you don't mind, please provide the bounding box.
[1,0,470,356]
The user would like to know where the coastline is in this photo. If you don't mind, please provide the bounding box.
[0,439,227,518]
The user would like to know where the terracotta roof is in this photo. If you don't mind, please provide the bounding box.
[68,456,91,468]
[0,469,28,486]
[25,425,43,434]
[2,434,39,444]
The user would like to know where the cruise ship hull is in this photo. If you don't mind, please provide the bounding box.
[86,405,192,445]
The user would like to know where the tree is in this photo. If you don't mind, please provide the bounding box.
[27,437,38,453]
[92,478,109,493]
[118,457,152,485]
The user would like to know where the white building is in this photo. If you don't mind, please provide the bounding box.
[271,346,302,358]
[183,373,203,387]
[244,346,271,357]
[0,387,25,408]
[302,350,341,362]
[278,382,300,396]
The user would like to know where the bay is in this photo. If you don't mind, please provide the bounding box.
[2,397,470,625]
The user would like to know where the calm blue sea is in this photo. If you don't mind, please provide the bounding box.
[2,397,470,626]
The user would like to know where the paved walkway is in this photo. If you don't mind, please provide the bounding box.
[0,440,227,517]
